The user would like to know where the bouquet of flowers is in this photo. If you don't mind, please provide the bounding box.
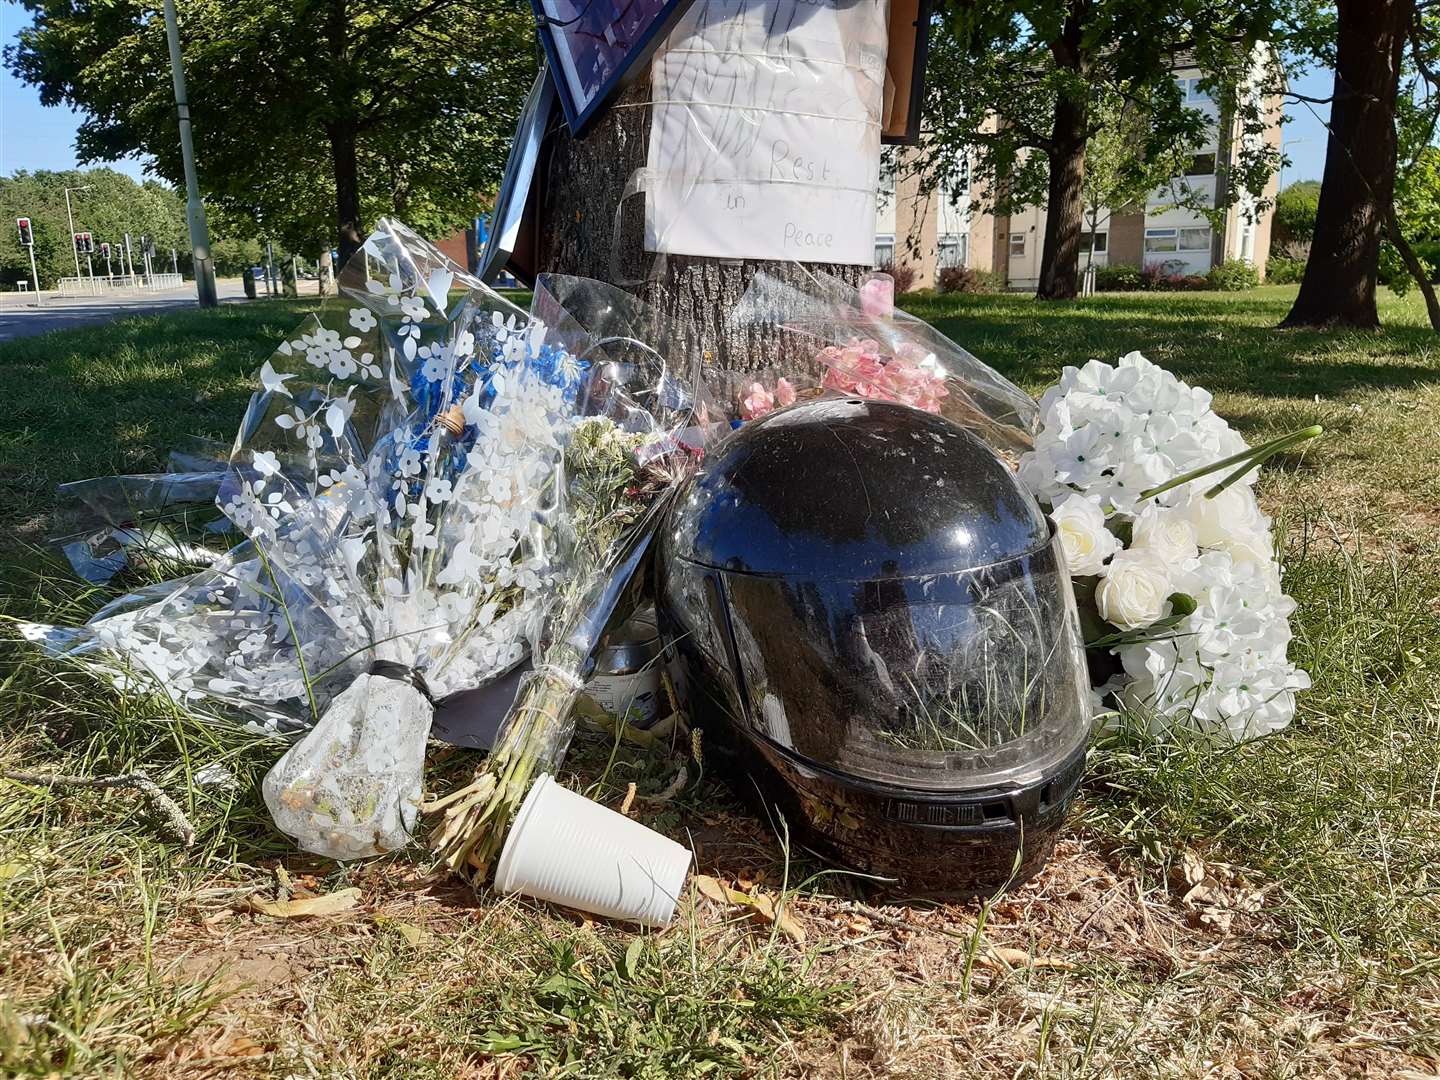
[430,277,701,879]
[722,270,1037,455]
[1019,351,1317,740]
[21,221,598,857]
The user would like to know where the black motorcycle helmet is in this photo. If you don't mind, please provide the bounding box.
[655,398,1089,896]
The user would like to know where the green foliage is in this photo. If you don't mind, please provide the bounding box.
[1271,180,1320,250]
[4,0,535,255]
[1206,258,1261,291]
[1265,254,1306,283]
[1094,263,1144,291]
[1377,241,1431,296]
[0,168,188,288]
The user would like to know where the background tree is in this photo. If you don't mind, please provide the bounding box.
[920,0,1288,300]
[0,168,188,287]
[1270,179,1320,257]
[6,0,535,266]
[1280,0,1415,328]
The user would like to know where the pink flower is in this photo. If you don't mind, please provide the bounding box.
[775,378,796,408]
[860,275,894,319]
[741,382,775,420]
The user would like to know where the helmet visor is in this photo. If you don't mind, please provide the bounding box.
[717,530,1089,790]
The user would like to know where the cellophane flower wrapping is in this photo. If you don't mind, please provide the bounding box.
[1021,352,1310,741]
[432,275,701,879]
[724,270,1038,455]
[22,220,601,858]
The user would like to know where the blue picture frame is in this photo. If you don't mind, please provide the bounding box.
[532,0,696,136]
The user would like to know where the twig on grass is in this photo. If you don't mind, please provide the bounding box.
[2,768,197,847]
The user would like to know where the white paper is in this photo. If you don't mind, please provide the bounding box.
[645,0,887,265]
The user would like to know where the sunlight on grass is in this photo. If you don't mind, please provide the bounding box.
[0,288,1437,1076]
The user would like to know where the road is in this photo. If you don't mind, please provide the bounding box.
[0,280,289,343]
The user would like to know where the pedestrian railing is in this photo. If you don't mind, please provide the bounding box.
[55,274,187,297]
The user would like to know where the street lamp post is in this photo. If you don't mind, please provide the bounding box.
[63,184,91,279]
[161,0,217,307]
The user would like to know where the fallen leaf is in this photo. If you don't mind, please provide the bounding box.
[619,782,637,817]
[694,875,729,903]
[982,946,1074,971]
[247,887,360,919]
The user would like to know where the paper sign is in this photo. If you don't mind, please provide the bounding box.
[645,0,887,265]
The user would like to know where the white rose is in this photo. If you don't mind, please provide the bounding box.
[1182,484,1264,548]
[1131,504,1199,563]
[1050,493,1119,576]
[1222,527,1274,570]
[1097,549,1174,630]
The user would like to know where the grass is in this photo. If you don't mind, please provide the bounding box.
[1,284,1439,1076]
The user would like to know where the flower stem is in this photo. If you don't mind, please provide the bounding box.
[1138,425,1322,502]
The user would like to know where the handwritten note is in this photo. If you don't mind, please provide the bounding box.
[644,0,887,265]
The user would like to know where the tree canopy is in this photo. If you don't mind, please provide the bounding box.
[5,0,537,264]
[0,168,188,288]
[918,0,1293,298]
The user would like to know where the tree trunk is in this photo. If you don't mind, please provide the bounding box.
[325,0,364,268]
[1037,9,1088,301]
[1281,0,1412,329]
[329,121,365,270]
[1387,206,1440,330]
[537,74,863,384]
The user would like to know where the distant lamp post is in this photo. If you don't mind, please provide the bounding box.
[63,184,92,279]
[1279,137,1309,193]
[161,0,217,308]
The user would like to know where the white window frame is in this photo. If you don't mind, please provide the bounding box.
[1080,231,1108,254]
[1009,232,1026,256]
[1178,227,1211,251]
[874,236,895,267]
[1144,227,1178,253]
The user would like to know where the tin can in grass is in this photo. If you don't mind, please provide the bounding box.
[580,610,683,731]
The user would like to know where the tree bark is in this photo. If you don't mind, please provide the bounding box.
[537,74,863,383]
[329,121,366,270]
[326,0,364,268]
[1280,0,1412,329]
[1036,6,1089,301]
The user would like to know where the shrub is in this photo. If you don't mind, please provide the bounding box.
[1180,274,1211,291]
[1141,260,1186,291]
[1206,259,1261,291]
[878,260,918,295]
[936,265,1004,294]
[1266,256,1305,284]
[1272,181,1320,251]
[1094,263,1143,291]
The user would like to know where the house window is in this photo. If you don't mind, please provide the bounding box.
[1179,77,1213,105]
[874,236,895,266]
[1144,228,1178,253]
[1179,227,1211,250]
[938,233,967,268]
[1079,231,1108,254]
[1186,152,1217,176]
[1009,232,1026,256]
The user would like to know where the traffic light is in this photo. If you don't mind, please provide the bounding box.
[141,235,155,257]
[74,231,94,254]
[15,217,32,247]
[100,242,111,259]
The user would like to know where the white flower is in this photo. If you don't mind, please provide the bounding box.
[1051,493,1118,576]
[399,295,427,322]
[348,306,376,332]
[420,344,450,383]
[1180,484,1265,549]
[327,348,358,379]
[1097,549,1174,630]
[1130,504,1198,563]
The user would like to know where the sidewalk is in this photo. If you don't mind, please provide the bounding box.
[0,277,323,308]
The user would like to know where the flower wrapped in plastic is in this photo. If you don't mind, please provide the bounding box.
[431,275,701,880]
[20,220,599,858]
[723,270,1038,455]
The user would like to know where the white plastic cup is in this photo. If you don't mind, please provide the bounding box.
[494,773,691,926]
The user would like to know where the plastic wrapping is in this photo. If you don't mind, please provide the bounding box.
[433,276,701,879]
[725,270,1039,454]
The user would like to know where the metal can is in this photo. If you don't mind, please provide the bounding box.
[581,609,681,731]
